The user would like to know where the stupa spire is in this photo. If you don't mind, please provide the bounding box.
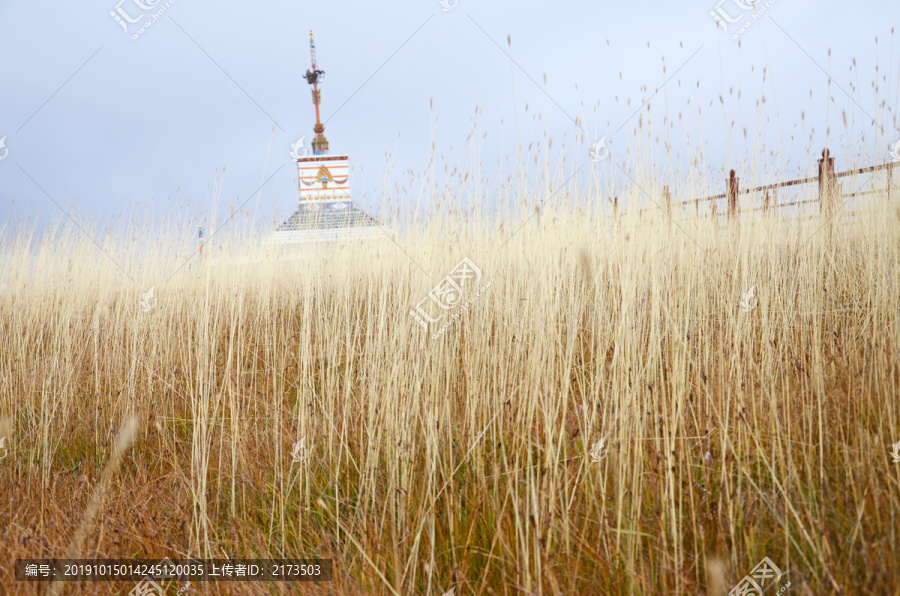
[305,30,328,155]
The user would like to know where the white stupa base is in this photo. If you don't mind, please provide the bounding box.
[262,226,385,245]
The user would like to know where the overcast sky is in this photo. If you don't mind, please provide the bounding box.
[1,1,897,239]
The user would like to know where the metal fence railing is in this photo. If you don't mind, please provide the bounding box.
[623,148,897,221]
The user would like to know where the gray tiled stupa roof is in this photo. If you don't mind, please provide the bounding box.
[276,203,377,231]
[264,201,385,244]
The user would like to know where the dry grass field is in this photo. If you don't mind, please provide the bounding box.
[1,184,899,594]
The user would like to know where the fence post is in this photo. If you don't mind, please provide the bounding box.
[663,186,672,218]
[613,196,619,221]
[727,169,739,221]
[763,190,771,214]
[818,148,839,215]
[888,164,893,203]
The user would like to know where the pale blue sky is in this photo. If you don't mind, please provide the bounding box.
[0,1,897,238]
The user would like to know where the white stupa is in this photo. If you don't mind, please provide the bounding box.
[265,31,383,245]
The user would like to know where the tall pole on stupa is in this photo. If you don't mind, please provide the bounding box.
[305,30,329,155]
